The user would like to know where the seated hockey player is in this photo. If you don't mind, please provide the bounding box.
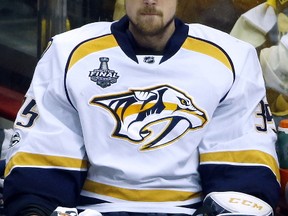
[3,0,280,215]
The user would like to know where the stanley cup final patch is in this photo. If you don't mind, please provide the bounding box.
[89,57,119,88]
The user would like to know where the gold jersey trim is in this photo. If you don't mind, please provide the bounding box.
[83,179,202,202]
[5,152,88,177]
[200,150,280,181]
[182,37,233,71]
[67,34,118,70]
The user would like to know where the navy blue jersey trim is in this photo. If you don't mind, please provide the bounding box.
[198,164,280,209]
[111,16,138,63]
[111,16,189,64]
[4,167,87,213]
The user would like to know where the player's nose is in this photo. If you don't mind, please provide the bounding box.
[143,0,157,5]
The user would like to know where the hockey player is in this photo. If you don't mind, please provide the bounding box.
[3,0,280,215]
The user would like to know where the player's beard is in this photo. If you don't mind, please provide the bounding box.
[129,7,174,37]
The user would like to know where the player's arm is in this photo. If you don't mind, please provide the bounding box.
[3,39,88,216]
[198,44,280,212]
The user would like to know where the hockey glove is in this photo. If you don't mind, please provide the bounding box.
[50,207,102,216]
[195,191,274,216]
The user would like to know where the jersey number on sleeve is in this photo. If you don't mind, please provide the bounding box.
[16,98,39,128]
[255,100,274,132]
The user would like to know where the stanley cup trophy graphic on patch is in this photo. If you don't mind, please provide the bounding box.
[89,57,119,88]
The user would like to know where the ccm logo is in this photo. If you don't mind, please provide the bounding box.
[229,198,263,210]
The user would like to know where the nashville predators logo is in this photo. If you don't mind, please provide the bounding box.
[90,85,207,151]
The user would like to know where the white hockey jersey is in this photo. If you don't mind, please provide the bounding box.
[4,16,280,215]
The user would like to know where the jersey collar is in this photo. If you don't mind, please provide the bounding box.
[111,16,189,64]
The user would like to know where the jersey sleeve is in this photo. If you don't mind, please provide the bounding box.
[198,44,280,210]
[3,39,89,215]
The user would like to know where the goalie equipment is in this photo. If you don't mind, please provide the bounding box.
[50,207,102,216]
[202,191,274,216]
[50,207,78,216]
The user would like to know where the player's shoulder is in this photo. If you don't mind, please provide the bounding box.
[186,23,255,52]
[52,21,113,49]
[42,21,114,59]
[58,21,112,38]
[186,23,257,62]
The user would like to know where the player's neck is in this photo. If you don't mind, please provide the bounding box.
[129,23,175,52]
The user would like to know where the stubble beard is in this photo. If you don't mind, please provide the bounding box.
[129,8,174,37]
